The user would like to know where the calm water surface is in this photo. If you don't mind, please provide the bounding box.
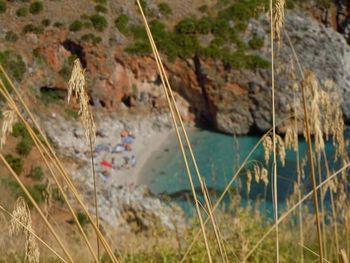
[142,129,344,215]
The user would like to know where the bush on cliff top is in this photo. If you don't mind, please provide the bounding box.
[0,50,26,82]
[90,14,108,32]
[29,1,44,14]
[0,1,6,13]
[115,14,129,33]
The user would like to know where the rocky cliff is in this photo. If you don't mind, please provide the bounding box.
[1,1,350,136]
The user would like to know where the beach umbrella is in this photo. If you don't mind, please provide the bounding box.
[100,161,113,169]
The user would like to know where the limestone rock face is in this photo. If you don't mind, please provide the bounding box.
[4,9,350,135]
[172,10,350,134]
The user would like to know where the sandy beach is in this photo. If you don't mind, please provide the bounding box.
[109,126,173,186]
[43,112,175,188]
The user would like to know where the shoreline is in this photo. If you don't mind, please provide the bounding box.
[133,129,173,185]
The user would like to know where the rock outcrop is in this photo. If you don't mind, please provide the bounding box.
[3,10,350,135]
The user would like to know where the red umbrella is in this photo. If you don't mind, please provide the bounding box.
[100,161,113,168]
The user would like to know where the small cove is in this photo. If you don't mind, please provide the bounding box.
[141,129,345,216]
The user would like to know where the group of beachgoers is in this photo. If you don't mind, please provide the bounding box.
[94,130,137,180]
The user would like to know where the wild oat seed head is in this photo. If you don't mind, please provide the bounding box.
[302,70,325,154]
[68,59,85,105]
[68,59,96,144]
[9,197,40,263]
[261,167,269,186]
[9,197,30,236]
[1,105,17,149]
[273,0,286,46]
[262,135,273,165]
[284,123,298,151]
[25,232,40,263]
[276,135,286,167]
[254,165,260,183]
[246,169,252,196]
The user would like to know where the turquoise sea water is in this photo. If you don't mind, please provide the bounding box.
[142,129,343,216]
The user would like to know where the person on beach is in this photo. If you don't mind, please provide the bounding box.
[131,155,136,167]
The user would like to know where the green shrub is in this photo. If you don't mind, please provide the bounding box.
[12,122,28,138]
[0,1,6,13]
[80,13,90,20]
[16,138,33,156]
[16,7,28,17]
[218,1,267,22]
[81,33,102,44]
[196,16,212,34]
[125,42,151,55]
[41,18,51,27]
[77,211,90,227]
[40,87,65,104]
[115,14,129,33]
[4,154,23,175]
[174,34,199,58]
[58,65,71,81]
[248,36,264,49]
[176,18,197,34]
[93,0,106,4]
[139,0,148,13]
[130,25,147,39]
[235,21,248,32]
[53,21,64,28]
[158,3,172,16]
[69,20,83,32]
[29,1,43,14]
[0,50,26,82]
[246,54,270,69]
[90,14,108,32]
[198,4,208,13]
[82,21,92,29]
[29,184,46,203]
[64,109,79,120]
[211,18,230,38]
[52,187,64,203]
[5,31,19,42]
[23,23,44,34]
[95,4,107,13]
[28,166,44,181]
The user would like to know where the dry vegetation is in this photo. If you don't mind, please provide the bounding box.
[0,0,349,262]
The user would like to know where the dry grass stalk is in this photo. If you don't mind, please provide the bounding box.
[136,2,222,261]
[245,161,350,261]
[9,197,40,263]
[44,179,53,218]
[0,153,75,262]
[0,64,117,262]
[270,0,280,260]
[299,70,324,263]
[0,104,17,149]
[181,119,292,261]
[340,249,349,263]
[0,204,67,262]
[68,58,100,259]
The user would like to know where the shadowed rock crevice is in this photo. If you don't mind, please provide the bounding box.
[62,39,87,67]
[40,86,66,101]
